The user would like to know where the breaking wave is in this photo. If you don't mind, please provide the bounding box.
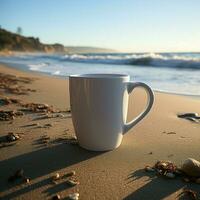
[61,53,200,70]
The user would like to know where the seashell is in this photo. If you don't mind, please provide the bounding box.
[181,158,200,177]
[68,193,79,200]
[145,166,155,172]
[52,173,60,181]
[52,194,61,200]
[66,179,79,186]
[165,172,175,178]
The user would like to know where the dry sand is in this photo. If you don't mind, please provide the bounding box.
[0,63,200,200]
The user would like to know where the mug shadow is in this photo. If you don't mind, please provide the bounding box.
[0,143,104,199]
[124,169,200,200]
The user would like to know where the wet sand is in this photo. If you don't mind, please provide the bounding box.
[0,63,200,200]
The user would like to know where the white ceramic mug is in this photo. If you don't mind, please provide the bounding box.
[69,74,154,151]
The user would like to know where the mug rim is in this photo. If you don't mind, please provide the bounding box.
[69,73,129,79]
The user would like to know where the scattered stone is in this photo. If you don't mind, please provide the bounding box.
[67,193,79,200]
[52,173,60,181]
[66,179,79,187]
[52,194,61,200]
[0,110,24,121]
[165,172,175,179]
[178,113,200,123]
[65,171,76,177]
[145,158,200,184]
[0,96,21,106]
[181,158,200,177]
[0,73,35,95]
[178,113,200,118]
[6,132,21,142]
[22,103,55,113]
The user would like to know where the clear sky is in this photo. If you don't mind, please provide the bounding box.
[0,0,200,52]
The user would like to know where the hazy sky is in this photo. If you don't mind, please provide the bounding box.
[0,0,200,52]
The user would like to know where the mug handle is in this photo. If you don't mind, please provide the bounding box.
[123,82,154,134]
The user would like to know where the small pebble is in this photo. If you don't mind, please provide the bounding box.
[52,194,61,200]
[181,158,200,177]
[68,193,79,200]
[52,173,60,181]
[165,172,175,179]
[66,171,76,177]
[66,179,79,186]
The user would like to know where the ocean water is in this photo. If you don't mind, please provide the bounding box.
[0,52,200,96]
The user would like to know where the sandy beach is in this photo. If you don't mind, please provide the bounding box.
[0,63,200,200]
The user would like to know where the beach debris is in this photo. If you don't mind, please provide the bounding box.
[66,179,79,187]
[52,194,61,200]
[67,193,79,200]
[8,169,24,182]
[154,161,177,175]
[181,158,200,177]
[0,96,21,106]
[65,171,76,177]
[21,103,55,113]
[177,113,200,123]
[166,132,176,135]
[178,188,198,200]
[145,161,179,179]
[144,158,200,184]
[6,132,21,142]
[52,173,60,181]
[0,110,23,121]
[0,73,35,95]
